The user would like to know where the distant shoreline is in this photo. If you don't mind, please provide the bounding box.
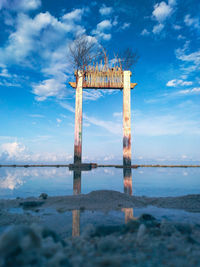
[0,164,200,168]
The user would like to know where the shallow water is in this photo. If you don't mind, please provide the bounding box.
[1,166,200,237]
[0,167,200,199]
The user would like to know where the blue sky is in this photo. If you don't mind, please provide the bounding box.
[0,0,199,164]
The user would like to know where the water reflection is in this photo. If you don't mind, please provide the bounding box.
[123,168,134,223]
[72,170,81,237]
[71,168,134,236]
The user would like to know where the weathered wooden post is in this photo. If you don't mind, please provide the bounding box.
[74,71,83,164]
[123,71,131,167]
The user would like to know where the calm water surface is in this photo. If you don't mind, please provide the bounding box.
[1,167,200,236]
[0,167,200,199]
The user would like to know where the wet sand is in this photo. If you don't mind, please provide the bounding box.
[1,190,200,214]
[1,190,200,266]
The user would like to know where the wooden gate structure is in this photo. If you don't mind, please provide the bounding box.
[69,59,137,167]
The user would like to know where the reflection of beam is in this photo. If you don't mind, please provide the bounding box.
[123,71,131,166]
[72,170,81,237]
[74,72,83,164]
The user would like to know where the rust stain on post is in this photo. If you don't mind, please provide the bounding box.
[123,71,131,166]
[74,71,83,164]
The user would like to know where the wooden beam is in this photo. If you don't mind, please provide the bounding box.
[69,82,137,89]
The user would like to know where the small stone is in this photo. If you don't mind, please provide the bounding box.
[39,193,48,200]
[139,214,156,222]
[80,206,85,212]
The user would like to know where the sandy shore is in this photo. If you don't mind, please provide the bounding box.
[1,190,200,266]
[1,213,200,266]
[1,190,200,213]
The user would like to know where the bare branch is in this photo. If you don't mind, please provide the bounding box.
[119,48,139,71]
[68,35,104,72]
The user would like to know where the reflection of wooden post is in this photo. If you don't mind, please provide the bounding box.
[72,210,80,237]
[123,168,133,223]
[124,208,133,223]
[73,170,81,195]
[123,71,131,166]
[72,170,81,237]
[123,168,132,195]
[74,71,83,164]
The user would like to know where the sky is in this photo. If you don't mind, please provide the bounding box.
[0,0,199,164]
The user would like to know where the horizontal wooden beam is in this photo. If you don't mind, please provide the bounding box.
[69,82,137,89]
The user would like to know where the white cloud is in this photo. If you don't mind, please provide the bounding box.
[0,12,58,63]
[152,1,174,22]
[152,0,176,34]
[177,34,185,40]
[29,114,45,118]
[32,76,67,101]
[134,114,200,136]
[175,42,200,79]
[166,79,193,87]
[176,87,200,95]
[141,29,150,36]
[184,14,200,29]
[92,20,113,40]
[113,112,122,118]
[97,20,112,30]
[1,142,25,158]
[60,101,121,135]
[99,5,113,16]
[0,0,41,11]
[56,118,61,123]
[173,24,181,30]
[0,142,73,163]
[0,7,87,100]
[83,90,103,101]
[120,22,130,30]
[176,48,200,65]
[0,67,11,77]
[62,8,85,21]
[152,23,164,34]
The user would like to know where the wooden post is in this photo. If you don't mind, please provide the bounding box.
[123,71,131,166]
[74,71,83,164]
